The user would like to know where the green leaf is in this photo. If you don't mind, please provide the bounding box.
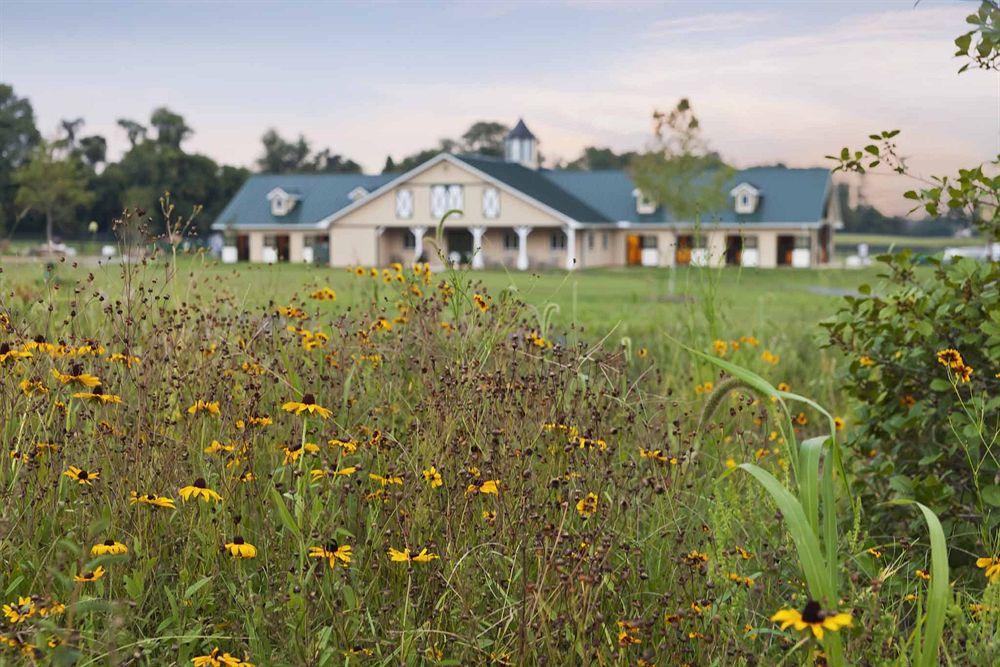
[183,575,213,599]
[982,484,1000,507]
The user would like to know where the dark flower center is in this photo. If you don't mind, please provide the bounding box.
[71,363,83,376]
[0,343,9,354]
[801,600,825,623]
[302,393,315,405]
[145,494,156,500]
[194,478,206,488]
[104,539,115,546]
[288,443,302,452]
[78,470,89,480]
[34,335,46,343]
[92,385,104,395]
[233,536,245,545]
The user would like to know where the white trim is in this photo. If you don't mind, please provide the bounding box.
[348,186,369,202]
[317,153,586,228]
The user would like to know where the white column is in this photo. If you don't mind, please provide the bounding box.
[410,226,428,264]
[514,226,532,271]
[565,225,577,270]
[470,226,486,270]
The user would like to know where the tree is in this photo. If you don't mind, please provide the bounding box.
[59,117,85,148]
[630,99,732,221]
[462,121,508,156]
[117,119,147,148]
[0,83,41,231]
[564,146,637,171]
[382,155,397,173]
[150,107,192,148]
[14,140,94,245]
[78,135,107,168]
[309,148,362,174]
[257,129,311,173]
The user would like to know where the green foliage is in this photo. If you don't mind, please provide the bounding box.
[0,82,41,231]
[631,99,733,221]
[823,253,999,555]
[954,1,1000,73]
[13,140,94,244]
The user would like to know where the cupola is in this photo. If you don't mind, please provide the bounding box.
[504,119,538,169]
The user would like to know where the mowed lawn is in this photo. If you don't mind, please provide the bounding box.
[1,257,885,342]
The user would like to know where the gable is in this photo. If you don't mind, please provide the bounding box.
[330,154,575,228]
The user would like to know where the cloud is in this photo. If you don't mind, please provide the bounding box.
[644,11,773,37]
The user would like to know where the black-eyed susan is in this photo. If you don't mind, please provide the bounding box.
[576,492,598,519]
[91,539,128,556]
[369,472,403,487]
[761,349,780,365]
[482,510,497,523]
[224,536,257,559]
[2,597,35,624]
[187,400,221,416]
[19,378,47,396]
[639,448,668,463]
[308,542,353,569]
[936,348,964,369]
[833,416,845,431]
[281,442,320,465]
[916,569,931,581]
[388,547,439,564]
[74,566,106,583]
[108,352,140,366]
[712,339,728,357]
[192,647,255,667]
[616,620,641,646]
[72,385,122,404]
[309,287,337,301]
[771,600,853,640]
[465,478,499,495]
[422,466,443,489]
[976,556,1000,583]
[63,466,99,485]
[683,550,708,567]
[955,363,974,383]
[204,440,235,455]
[179,478,222,503]
[328,438,359,454]
[472,293,490,312]
[51,364,101,388]
[0,342,32,364]
[281,393,332,419]
[129,491,176,509]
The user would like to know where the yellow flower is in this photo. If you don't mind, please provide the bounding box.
[282,442,320,465]
[224,536,257,559]
[91,539,128,556]
[833,417,845,431]
[309,542,353,569]
[72,386,122,403]
[2,597,35,624]
[725,458,737,469]
[955,364,974,383]
[975,556,1000,583]
[388,547,439,564]
[108,352,140,366]
[192,647,255,667]
[935,348,964,369]
[761,350,780,365]
[916,569,931,581]
[771,601,853,640]
[422,466,443,488]
[576,492,598,519]
[0,343,32,363]
[712,339,728,357]
[179,478,222,503]
[309,287,337,301]
[465,479,499,495]
[129,491,176,509]
[74,566,106,583]
[204,440,235,455]
[472,293,490,312]
[187,400,221,416]
[51,365,101,388]
[281,393,332,419]
[639,448,668,463]
[616,620,641,646]
[482,510,497,523]
[19,378,47,396]
[859,355,875,367]
[63,466,99,485]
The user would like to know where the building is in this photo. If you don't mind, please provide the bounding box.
[212,120,839,269]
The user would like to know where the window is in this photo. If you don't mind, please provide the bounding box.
[602,232,608,250]
[730,183,760,214]
[550,231,567,250]
[587,232,595,250]
[794,236,811,249]
[503,232,518,250]
[743,235,758,249]
[430,184,463,218]
[395,189,414,219]
[403,231,416,249]
[640,235,658,249]
[447,184,463,214]
[482,187,500,219]
[633,188,656,215]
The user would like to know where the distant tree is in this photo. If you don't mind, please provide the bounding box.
[631,99,732,220]
[59,117,85,149]
[0,83,41,232]
[382,155,397,173]
[117,119,147,148]
[150,107,192,148]
[462,121,509,156]
[14,140,94,245]
[393,147,441,173]
[309,148,362,174]
[78,135,107,168]
[564,146,638,171]
[257,129,311,173]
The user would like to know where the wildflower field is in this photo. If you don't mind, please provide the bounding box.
[0,250,996,666]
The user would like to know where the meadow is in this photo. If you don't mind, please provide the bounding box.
[0,251,996,665]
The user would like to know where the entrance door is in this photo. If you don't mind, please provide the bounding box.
[777,235,795,266]
[676,235,693,266]
[236,235,249,261]
[445,229,473,264]
[725,235,743,266]
[626,234,642,265]
[276,235,290,262]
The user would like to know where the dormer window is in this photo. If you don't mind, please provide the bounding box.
[730,183,760,214]
[348,186,368,202]
[632,188,656,215]
[266,187,299,217]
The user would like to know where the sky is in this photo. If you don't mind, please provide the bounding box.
[1,0,997,215]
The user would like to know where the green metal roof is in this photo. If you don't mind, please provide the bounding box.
[212,155,830,230]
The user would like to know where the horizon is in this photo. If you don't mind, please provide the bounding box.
[2,0,996,216]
